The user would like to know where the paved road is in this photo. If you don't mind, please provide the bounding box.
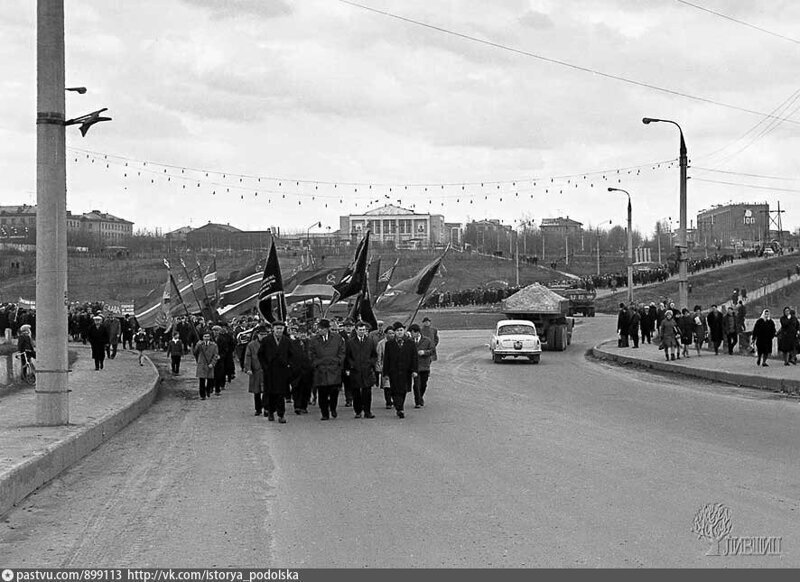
[1,318,798,567]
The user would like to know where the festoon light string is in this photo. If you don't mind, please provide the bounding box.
[67,146,676,212]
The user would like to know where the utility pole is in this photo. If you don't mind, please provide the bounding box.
[596,228,600,275]
[657,222,662,264]
[565,234,569,266]
[542,232,545,263]
[515,230,520,286]
[36,0,70,425]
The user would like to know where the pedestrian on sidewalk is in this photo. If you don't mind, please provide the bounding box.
[678,308,694,358]
[707,304,724,355]
[659,310,680,361]
[777,307,798,366]
[723,305,739,355]
[692,305,708,356]
[628,303,641,348]
[617,303,629,348]
[752,309,776,367]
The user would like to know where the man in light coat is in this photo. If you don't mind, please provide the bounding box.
[410,323,434,408]
[309,318,346,421]
[244,325,270,416]
[193,331,219,400]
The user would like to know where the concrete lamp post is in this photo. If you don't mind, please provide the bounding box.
[643,117,688,310]
[607,188,633,306]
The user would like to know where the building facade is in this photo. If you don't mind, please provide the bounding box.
[339,204,446,248]
[539,217,584,235]
[0,205,133,244]
[696,203,770,249]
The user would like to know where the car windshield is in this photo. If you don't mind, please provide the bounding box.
[498,324,536,336]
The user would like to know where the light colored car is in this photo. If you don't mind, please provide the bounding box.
[490,319,542,364]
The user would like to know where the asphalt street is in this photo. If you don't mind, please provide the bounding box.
[1,316,798,567]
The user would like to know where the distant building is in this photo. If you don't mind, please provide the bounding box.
[696,203,770,249]
[165,225,194,243]
[0,204,133,244]
[444,222,464,247]
[539,217,583,235]
[339,204,446,248]
[78,209,134,243]
[185,222,275,250]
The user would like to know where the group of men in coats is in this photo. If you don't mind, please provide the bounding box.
[237,317,439,422]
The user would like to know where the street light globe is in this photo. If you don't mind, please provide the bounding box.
[642,117,655,124]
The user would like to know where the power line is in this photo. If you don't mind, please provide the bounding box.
[692,177,800,193]
[674,0,800,46]
[338,0,800,126]
[692,166,800,182]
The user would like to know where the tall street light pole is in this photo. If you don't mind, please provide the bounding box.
[608,188,633,305]
[644,117,688,309]
[36,0,69,425]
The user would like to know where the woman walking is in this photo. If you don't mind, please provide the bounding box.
[692,305,708,357]
[678,308,694,358]
[752,309,777,367]
[777,307,798,366]
[658,310,680,361]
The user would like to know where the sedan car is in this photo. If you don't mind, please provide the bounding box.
[489,319,542,364]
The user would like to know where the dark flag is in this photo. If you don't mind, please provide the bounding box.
[332,230,370,302]
[376,246,449,312]
[258,241,287,323]
[348,279,379,331]
[376,257,399,297]
[368,256,381,298]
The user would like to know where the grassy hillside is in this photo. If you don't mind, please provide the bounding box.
[595,253,800,312]
[0,248,569,304]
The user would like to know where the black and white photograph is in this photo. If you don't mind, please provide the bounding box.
[1,0,799,574]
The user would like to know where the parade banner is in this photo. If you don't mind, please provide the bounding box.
[376,246,449,312]
[332,231,370,302]
[258,240,286,323]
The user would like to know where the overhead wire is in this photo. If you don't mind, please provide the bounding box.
[674,0,800,46]
[337,0,800,126]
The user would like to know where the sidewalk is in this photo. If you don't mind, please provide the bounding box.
[0,344,160,517]
[593,338,800,395]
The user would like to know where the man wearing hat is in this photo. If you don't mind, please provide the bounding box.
[258,321,296,423]
[420,317,439,362]
[382,321,418,419]
[244,325,270,416]
[194,331,219,400]
[87,314,108,371]
[410,323,434,408]
[309,318,346,420]
[340,318,356,406]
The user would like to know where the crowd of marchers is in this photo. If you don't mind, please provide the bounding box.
[616,298,800,374]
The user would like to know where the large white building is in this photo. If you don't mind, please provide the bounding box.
[339,204,448,248]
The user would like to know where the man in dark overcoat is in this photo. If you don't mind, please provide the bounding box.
[87,314,108,370]
[345,321,378,419]
[258,321,295,423]
[383,322,418,419]
[290,327,313,415]
[309,318,346,421]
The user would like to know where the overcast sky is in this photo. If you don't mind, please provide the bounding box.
[2,0,799,237]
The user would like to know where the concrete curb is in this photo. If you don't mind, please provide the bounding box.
[592,341,800,394]
[0,356,161,518]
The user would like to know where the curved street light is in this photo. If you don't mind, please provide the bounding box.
[608,187,633,305]
[643,117,688,309]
